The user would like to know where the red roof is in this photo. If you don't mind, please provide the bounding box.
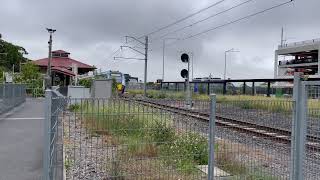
[52,67,75,76]
[33,57,94,69]
[52,50,70,54]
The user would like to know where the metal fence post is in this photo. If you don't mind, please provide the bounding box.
[3,84,5,103]
[12,84,15,106]
[44,90,52,180]
[290,72,307,180]
[223,82,227,95]
[252,82,255,96]
[267,81,271,97]
[208,94,216,180]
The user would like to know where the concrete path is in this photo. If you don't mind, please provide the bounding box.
[0,98,44,180]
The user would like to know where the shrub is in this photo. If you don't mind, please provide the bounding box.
[149,120,175,145]
[161,132,208,172]
[79,78,92,88]
[69,104,80,112]
[156,92,167,99]
[127,143,158,158]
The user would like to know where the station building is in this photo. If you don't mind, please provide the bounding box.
[33,50,95,86]
[274,38,320,78]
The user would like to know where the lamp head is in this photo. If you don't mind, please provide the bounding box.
[46,28,56,33]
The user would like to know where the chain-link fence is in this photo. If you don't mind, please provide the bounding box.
[43,90,67,180]
[61,98,211,179]
[44,74,320,180]
[302,81,320,180]
[44,92,214,179]
[132,97,295,179]
[0,84,26,114]
[214,99,294,179]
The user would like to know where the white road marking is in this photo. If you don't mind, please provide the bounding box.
[0,117,44,120]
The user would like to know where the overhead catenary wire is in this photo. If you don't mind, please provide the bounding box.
[109,0,293,66]
[106,0,226,60]
[136,0,226,39]
[150,0,293,50]
[107,40,145,60]
[152,0,255,41]
[183,0,293,40]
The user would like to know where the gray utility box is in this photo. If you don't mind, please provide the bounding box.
[91,79,112,99]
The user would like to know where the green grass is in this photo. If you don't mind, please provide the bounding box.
[215,141,279,179]
[127,90,320,116]
[77,100,208,175]
[229,169,278,180]
[64,156,73,171]
[67,100,284,178]
[127,89,284,101]
[158,132,209,173]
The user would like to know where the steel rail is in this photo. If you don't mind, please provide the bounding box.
[131,98,320,151]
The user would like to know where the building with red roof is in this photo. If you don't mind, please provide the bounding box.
[33,50,95,86]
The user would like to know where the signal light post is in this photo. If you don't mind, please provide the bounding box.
[180,53,192,108]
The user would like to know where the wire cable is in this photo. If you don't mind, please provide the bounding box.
[153,0,255,41]
[107,0,226,60]
[183,0,293,40]
[136,0,226,39]
[149,0,293,51]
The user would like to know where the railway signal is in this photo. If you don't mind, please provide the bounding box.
[180,69,188,79]
[180,53,191,108]
[180,53,189,79]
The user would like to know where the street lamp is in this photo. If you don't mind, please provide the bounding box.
[162,38,179,82]
[46,28,56,89]
[224,48,239,80]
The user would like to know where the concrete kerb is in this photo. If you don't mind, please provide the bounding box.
[0,100,26,119]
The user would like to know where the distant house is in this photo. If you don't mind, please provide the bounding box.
[33,50,95,86]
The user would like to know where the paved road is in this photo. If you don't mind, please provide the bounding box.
[0,98,44,180]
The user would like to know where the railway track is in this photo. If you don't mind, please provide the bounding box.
[131,98,320,151]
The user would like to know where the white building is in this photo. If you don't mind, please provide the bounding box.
[274,38,320,78]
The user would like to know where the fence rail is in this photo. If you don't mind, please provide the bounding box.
[160,78,320,97]
[0,84,26,114]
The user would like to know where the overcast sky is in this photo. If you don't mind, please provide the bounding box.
[1,0,319,81]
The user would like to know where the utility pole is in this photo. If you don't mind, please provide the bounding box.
[281,27,284,47]
[114,35,149,97]
[187,56,191,108]
[191,53,194,81]
[162,39,165,82]
[46,28,56,89]
[224,48,240,80]
[162,38,179,82]
[144,36,148,97]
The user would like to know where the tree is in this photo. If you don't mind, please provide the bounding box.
[0,66,5,81]
[0,34,28,72]
[14,62,43,96]
[79,78,92,88]
[20,62,40,81]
